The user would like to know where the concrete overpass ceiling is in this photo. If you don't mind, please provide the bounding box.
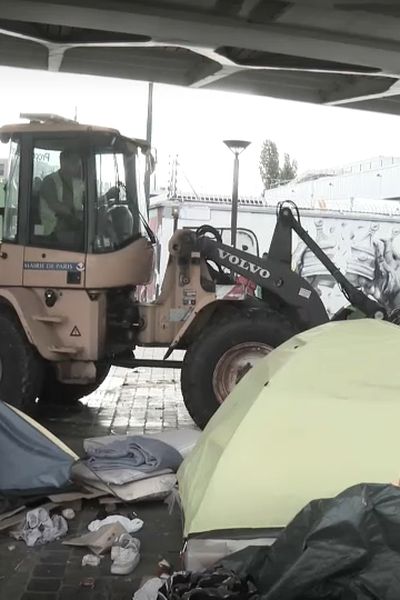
[1,1,400,113]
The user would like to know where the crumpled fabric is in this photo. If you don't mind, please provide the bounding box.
[133,576,169,600]
[14,508,68,547]
[88,515,143,534]
[157,569,258,600]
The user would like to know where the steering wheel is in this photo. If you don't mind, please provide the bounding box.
[196,224,223,243]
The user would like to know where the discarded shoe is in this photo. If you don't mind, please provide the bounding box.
[111,533,141,575]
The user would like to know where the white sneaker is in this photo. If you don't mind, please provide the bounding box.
[111,534,141,575]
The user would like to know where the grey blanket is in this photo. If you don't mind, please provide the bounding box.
[84,436,183,474]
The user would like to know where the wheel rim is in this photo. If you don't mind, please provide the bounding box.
[212,342,273,404]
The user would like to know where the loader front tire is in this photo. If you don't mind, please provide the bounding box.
[181,309,295,429]
[0,310,44,411]
[40,362,111,405]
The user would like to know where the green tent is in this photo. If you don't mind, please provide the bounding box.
[178,319,400,548]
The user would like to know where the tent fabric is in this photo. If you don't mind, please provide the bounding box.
[178,319,400,537]
[221,483,400,600]
[0,402,77,496]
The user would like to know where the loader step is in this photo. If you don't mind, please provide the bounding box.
[112,357,183,369]
[33,315,64,324]
[49,345,80,355]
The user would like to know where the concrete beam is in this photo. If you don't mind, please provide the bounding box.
[323,75,398,106]
[2,0,400,75]
[326,80,400,108]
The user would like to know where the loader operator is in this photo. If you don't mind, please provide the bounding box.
[39,150,119,250]
[39,150,85,249]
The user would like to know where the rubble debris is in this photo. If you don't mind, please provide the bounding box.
[82,554,101,567]
[133,576,168,600]
[99,497,122,506]
[62,508,76,520]
[49,488,106,502]
[132,558,172,599]
[80,577,96,589]
[0,505,26,522]
[157,559,172,577]
[63,522,127,555]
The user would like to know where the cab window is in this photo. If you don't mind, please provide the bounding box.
[3,141,20,243]
[29,140,86,252]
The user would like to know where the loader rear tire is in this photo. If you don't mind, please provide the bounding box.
[40,362,111,405]
[0,310,44,411]
[181,309,295,429]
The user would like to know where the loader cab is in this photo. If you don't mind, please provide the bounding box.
[0,114,151,257]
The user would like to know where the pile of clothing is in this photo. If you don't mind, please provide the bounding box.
[157,569,258,600]
[74,430,200,503]
[12,507,68,547]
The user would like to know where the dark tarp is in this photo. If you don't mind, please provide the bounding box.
[0,402,76,497]
[221,484,400,600]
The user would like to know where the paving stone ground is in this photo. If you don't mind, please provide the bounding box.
[0,350,195,600]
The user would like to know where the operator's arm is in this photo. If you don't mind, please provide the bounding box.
[98,186,119,205]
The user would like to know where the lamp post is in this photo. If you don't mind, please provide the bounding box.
[144,82,154,209]
[223,139,250,247]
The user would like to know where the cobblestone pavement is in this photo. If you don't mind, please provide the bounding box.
[0,350,195,600]
[40,349,194,454]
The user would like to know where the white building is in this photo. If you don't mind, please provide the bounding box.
[264,156,400,206]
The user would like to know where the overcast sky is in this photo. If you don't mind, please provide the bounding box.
[2,66,400,196]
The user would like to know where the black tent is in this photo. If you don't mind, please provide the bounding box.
[222,483,400,600]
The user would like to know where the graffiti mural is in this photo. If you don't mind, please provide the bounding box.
[294,218,400,317]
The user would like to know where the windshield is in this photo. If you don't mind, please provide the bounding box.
[93,146,142,253]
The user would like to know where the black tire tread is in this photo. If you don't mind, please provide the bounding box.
[0,308,43,410]
[181,307,295,429]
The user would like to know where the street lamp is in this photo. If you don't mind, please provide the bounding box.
[223,139,251,247]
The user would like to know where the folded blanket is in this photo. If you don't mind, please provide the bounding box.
[84,436,183,474]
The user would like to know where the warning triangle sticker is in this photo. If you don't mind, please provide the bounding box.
[70,326,81,337]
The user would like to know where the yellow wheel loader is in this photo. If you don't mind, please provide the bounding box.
[0,115,390,428]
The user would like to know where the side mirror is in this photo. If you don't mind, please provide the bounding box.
[147,152,156,175]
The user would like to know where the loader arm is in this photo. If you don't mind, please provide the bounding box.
[197,202,386,326]
[269,203,386,320]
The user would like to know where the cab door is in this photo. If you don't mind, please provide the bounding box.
[0,139,24,286]
[22,138,87,289]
